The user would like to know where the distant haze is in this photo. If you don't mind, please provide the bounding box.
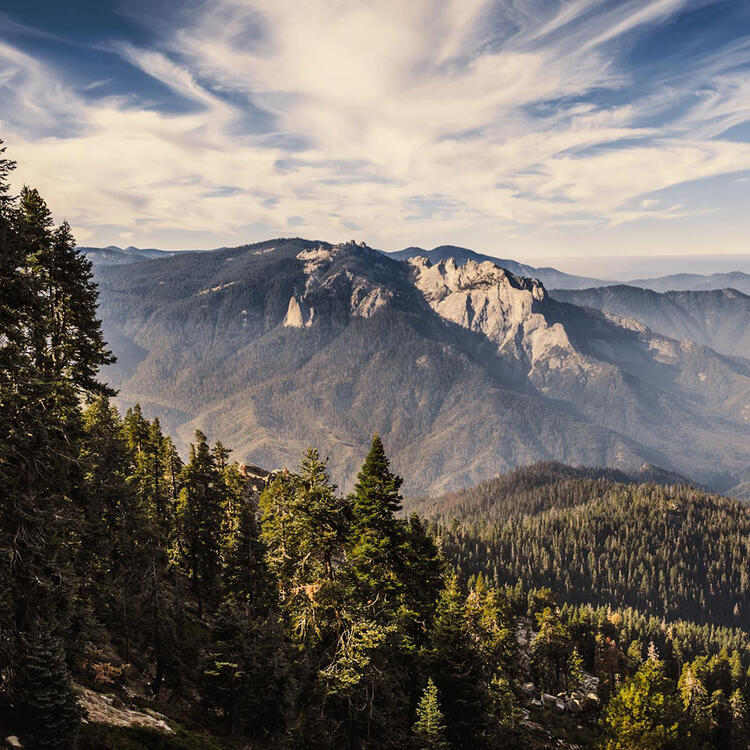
[532,254,750,281]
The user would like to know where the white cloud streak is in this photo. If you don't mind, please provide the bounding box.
[1,0,750,253]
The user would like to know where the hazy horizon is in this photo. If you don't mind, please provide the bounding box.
[81,237,750,280]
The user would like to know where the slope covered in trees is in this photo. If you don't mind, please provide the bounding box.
[414,466,750,628]
[2,141,749,749]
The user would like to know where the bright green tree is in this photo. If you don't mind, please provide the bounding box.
[600,653,681,750]
[260,449,351,647]
[412,678,449,750]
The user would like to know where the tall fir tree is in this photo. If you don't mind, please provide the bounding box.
[429,572,491,748]
[177,430,224,617]
[349,435,404,607]
[412,678,449,750]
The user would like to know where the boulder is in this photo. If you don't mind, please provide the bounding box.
[566,698,582,713]
[571,690,589,709]
[540,693,558,709]
[5,738,23,749]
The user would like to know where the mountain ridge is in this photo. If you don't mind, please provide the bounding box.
[551,285,750,359]
[95,237,750,499]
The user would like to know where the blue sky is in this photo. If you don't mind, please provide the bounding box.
[1,0,750,262]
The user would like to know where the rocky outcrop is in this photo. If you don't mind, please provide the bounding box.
[283,295,315,328]
[409,256,576,369]
[76,686,172,733]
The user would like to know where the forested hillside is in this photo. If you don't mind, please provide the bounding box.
[2,142,750,749]
[435,483,750,627]
[405,461,692,523]
[411,464,750,628]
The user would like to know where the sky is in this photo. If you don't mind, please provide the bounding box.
[1,0,750,264]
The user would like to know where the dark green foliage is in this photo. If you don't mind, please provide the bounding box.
[429,573,494,748]
[77,723,229,750]
[201,601,286,738]
[433,476,750,627]
[177,431,225,616]
[349,435,405,610]
[13,626,81,749]
[0,142,112,747]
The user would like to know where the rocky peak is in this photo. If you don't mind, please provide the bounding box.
[286,242,394,325]
[408,257,571,366]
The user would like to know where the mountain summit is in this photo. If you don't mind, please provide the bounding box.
[96,238,750,497]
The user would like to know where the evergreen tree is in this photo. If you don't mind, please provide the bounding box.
[729,689,749,750]
[0,151,112,745]
[531,606,572,692]
[600,653,681,750]
[78,397,148,659]
[13,626,81,750]
[260,449,351,647]
[349,435,404,609]
[201,602,286,738]
[412,678,449,750]
[222,492,273,610]
[429,572,490,748]
[176,431,224,616]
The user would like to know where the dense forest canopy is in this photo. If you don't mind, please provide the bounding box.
[410,465,750,628]
[1,140,749,749]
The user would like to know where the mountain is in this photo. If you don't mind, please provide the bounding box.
[388,245,609,289]
[95,237,750,498]
[80,244,177,265]
[628,271,750,294]
[550,285,750,359]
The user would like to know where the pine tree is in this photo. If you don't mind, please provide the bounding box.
[177,431,224,616]
[260,449,351,647]
[201,601,286,738]
[412,678,449,750]
[222,493,273,611]
[349,435,405,612]
[429,572,490,748]
[531,606,572,693]
[729,688,749,750]
[0,154,112,744]
[14,625,81,749]
[78,397,148,658]
[600,653,681,750]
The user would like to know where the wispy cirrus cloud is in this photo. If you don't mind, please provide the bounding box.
[1,0,750,255]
